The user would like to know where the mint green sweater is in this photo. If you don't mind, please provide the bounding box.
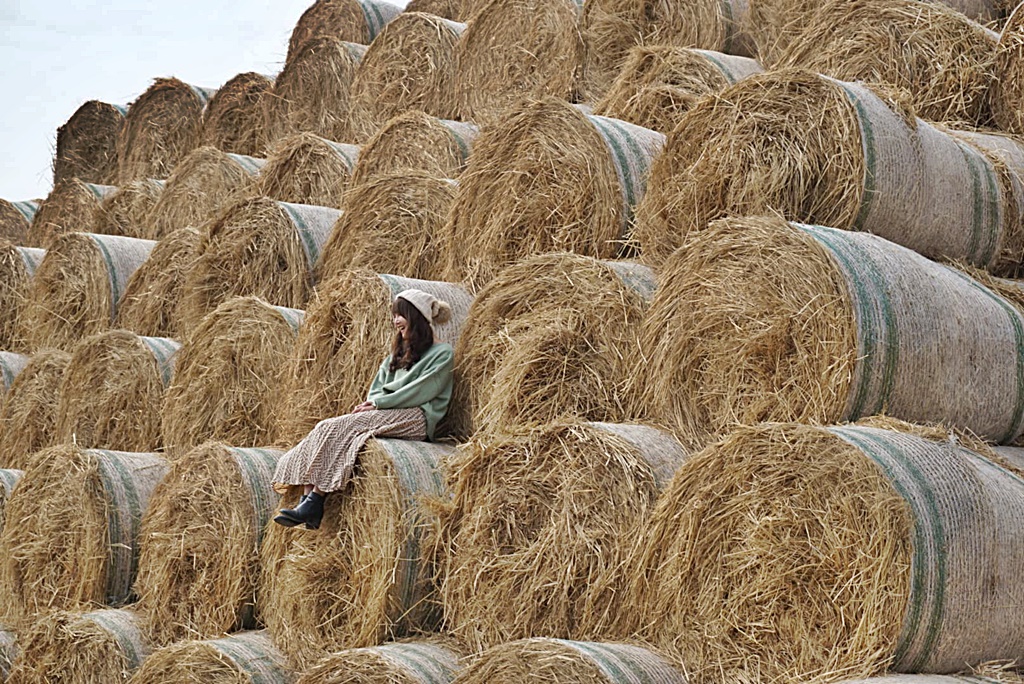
[367,342,454,440]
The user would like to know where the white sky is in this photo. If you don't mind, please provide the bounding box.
[0,0,407,200]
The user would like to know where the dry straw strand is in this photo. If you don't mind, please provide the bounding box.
[256,132,359,208]
[0,199,40,244]
[347,13,465,143]
[31,179,115,248]
[0,349,70,470]
[202,72,274,156]
[261,439,454,669]
[297,640,464,684]
[92,178,165,240]
[54,100,126,186]
[129,630,293,684]
[0,243,44,352]
[161,296,304,453]
[287,0,403,62]
[135,444,283,644]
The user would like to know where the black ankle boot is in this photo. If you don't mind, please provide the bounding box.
[274,492,326,530]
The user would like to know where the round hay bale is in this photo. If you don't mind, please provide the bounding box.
[580,0,753,99]
[56,331,179,451]
[21,233,156,351]
[298,640,464,684]
[347,13,465,143]
[994,4,1024,135]
[31,179,115,248]
[0,244,44,352]
[274,273,472,445]
[454,0,584,126]
[130,630,292,684]
[256,132,359,208]
[448,254,653,438]
[54,100,126,186]
[0,353,30,407]
[0,445,168,621]
[135,444,283,645]
[634,71,1015,272]
[454,638,686,683]
[348,111,476,189]
[772,0,998,125]
[263,38,366,148]
[287,0,403,62]
[115,227,202,339]
[0,350,70,471]
[594,46,763,133]
[261,439,454,668]
[161,297,304,453]
[117,78,216,183]
[177,198,338,333]
[0,630,16,681]
[202,72,274,156]
[438,422,688,650]
[0,469,22,533]
[147,146,264,240]
[5,609,150,684]
[627,422,1024,683]
[441,99,664,287]
[0,199,39,244]
[629,215,1024,448]
[92,179,165,240]
[319,172,456,282]
[406,0,461,19]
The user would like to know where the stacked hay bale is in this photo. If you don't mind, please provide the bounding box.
[6,609,150,684]
[91,179,164,240]
[298,640,464,684]
[261,439,453,668]
[20,233,155,351]
[286,0,403,61]
[201,72,274,156]
[255,133,358,208]
[347,13,465,143]
[161,297,303,453]
[0,199,39,244]
[275,273,472,445]
[994,4,1024,135]
[30,179,115,248]
[116,227,202,339]
[0,350,70,470]
[454,0,584,125]
[441,98,664,287]
[129,630,293,683]
[0,445,168,622]
[406,0,461,19]
[53,100,126,185]
[117,78,216,182]
[56,331,179,451]
[135,444,282,644]
[0,243,44,351]
[623,422,1024,683]
[594,46,763,133]
[177,198,338,333]
[146,146,264,240]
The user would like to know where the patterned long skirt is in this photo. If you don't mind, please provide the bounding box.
[272,408,426,492]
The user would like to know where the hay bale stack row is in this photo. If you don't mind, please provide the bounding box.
[92,179,164,240]
[0,200,38,245]
[286,0,402,63]
[0,350,70,470]
[0,244,43,352]
[298,640,464,684]
[54,100,126,186]
[129,630,292,684]
[116,226,201,339]
[256,133,358,208]
[201,72,274,157]
[30,179,115,248]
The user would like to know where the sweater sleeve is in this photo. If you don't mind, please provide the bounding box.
[366,356,392,403]
[369,346,454,410]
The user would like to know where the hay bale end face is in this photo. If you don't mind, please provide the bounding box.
[628,423,1024,683]
[256,132,358,208]
[261,439,453,669]
[6,609,150,684]
[0,445,168,622]
[31,179,115,249]
[0,469,23,533]
[135,444,283,645]
[347,13,465,143]
[54,100,126,186]
[161,296,303,453]
[129,630,293,684]
[0,243,44,352]
[275,272,472,445]
[202,72,274,156]
[92,179,164,240]
[177,197,337,333]
[21,233,156,351]
[0,199,39,244]
[287,0,403,63]
[297,640,464,684]
[0,350,70,470]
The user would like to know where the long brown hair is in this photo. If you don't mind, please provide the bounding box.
[390,296,434,371]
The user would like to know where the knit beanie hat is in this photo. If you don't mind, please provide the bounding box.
[396,289,452,326]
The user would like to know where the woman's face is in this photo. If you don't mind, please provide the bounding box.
[393,312,410,340]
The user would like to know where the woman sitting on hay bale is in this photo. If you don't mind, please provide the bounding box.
[273,289,453,530]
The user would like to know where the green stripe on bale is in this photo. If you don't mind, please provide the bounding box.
[138,336,180,387]
[279,201,339,269]
[17,246,45,273]
[375,642,462,684]
[86,234,158,321]
[587,115,664,237]
[83,608,150,670]
[230,448,284,548]
[207,631,292,684]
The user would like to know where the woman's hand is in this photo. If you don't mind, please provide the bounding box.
[352,401,376,413]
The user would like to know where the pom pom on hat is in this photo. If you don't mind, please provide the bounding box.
[396,288,452,326]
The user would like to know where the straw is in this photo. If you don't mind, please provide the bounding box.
[0,349,69,471]
[406,0,462,19]
[0,243,44,352]
[202,72,274,156]
[256,132,359,208]
[297,639,465,684]
[287,0,403,63]
[0,199,39,244]
[129,630,294,684]
[30,179,115,248]
[54,100,126,185]
[92,179,165,240]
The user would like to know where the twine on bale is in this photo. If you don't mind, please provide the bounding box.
[256,132,359,208]
[454,0,584,126]
[347,13,465,143]
[130,630,293,684]
[0,469,22,533]
[441,98,664,287]
[319,172,456,282]
[261,439,454,669]
[287,0,403,62]
[135,444,283,644]
[0,350,69,471]
[349,111,476,189]
[5,609,150,684]
[0,354,30,412]
[436,422,688,650]
[298,640,464,684]
[116,227,201,339]
[626,422,1024,684]
[0,446,168,622]
[21,233,156,351]
[594,46,763,133]
[30,179,115,248]
[147,146,264,240]
[0,243,44,352]
[54,100,126,186]
[56,331,178,451]
[202,72,274,156]
[177,197,338,333]
[92,179,164,240]
[274,273,472,445]
[161,297,303,453]
[0,199,39,244]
